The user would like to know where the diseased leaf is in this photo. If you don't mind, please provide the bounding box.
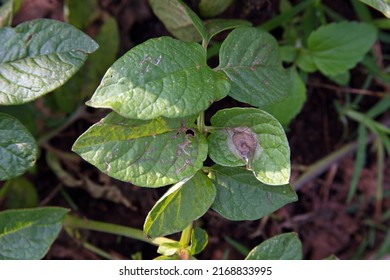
[359,0,390,18]
[246,232,302,260]
[0,207,69,259]
[199,0,234,17]
[149,0,205,42]
[209,165,297,221]
[0,112,38,180]
[209,108,291,185]
[0,19,98,105]
[72,112,208,188]
[87,36,230,120]
[144,172,216,237]
[302,21,378,76]
[217,27,290,108]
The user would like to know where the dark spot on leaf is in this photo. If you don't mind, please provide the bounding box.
[232,131,257,158]
[228,127,259,164]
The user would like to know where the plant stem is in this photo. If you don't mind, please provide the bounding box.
[375,139,384,223]
[64,214,174,246]
[82,240,120,260]
[37,105,85,145]
[197,112,206,135]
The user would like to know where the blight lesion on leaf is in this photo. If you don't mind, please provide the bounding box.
[208,107,291,186]
[226,126,261,169]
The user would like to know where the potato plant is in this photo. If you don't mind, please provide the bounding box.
[0,0,383,260]
[71,0,297,259]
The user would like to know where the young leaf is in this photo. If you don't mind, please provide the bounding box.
[261,67,307,127]
[0,207,69,260]
[149,0,206,42]
[157,242,181,256]
[209,165,297,221]
[245,232,303,260]
[0,19,98,105]
[189,227,208,255]
[87,36,230,120]
[0,0,12,27]
[72,112,208,188]
[0,112,38,180]
[209,108,291,185]
[144,172,216,237]
[217,27,290,109]
[199,0,234,17]
[359,0,390,18]
[302,21,378,76]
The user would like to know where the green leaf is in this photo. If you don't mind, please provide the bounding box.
[0,103,37,135]
[0,112,38,180]
[205,19,252,45]
[144,172,216,237]
[65,0,98,29]
[0,19,98,105]
[1,176,38,208]
[87,36,229,120]
[0,0,12,27]
[199,0,234,17]
[0,207,69,259]
[245,232,302,260]
[189,227,208,255]
[280,45,298,63]
[209,165,297,221]
[149,0,205,42]
[261,68,307,127]
[327,71,350,86]
[72,112,208,187]
[303,21,378,76]
[217,27,290,108]
[296,49,317,73]
[53,16,119,113]
[359,0,390,18]
[208,108,291,185]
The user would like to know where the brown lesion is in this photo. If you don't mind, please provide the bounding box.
[228,127,259,167]
[175,127,197,175]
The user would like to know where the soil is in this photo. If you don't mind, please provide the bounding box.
[3,0,390,260]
